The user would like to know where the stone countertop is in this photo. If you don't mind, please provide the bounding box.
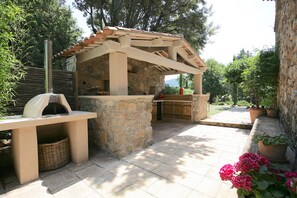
[0,111,97,131]
[153,100,192,103]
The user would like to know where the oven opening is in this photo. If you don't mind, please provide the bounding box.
[42,103,68,116]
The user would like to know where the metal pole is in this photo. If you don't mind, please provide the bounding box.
[44,39,53,93]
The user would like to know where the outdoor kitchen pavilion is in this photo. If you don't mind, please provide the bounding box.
[57,26,209,157]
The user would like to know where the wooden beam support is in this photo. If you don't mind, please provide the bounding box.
[77,43,113,63]
[168,46,177,61]
[194,74,203,94]
[109,52,128,95]
[106,41,201,74]
[131,40,173,47]
[173,40,183,48]
[152,38,163,46]
[161,70,185,75]
[119,34,131,48]
[176,47,199,68]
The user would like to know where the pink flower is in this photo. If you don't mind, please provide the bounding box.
[257,155,269,166]
[235,153,269,173]
[286,179,294,191]
[235,157,260,173]
[219,164,236,181]
[231,175,252,191]
[285,172,297,178]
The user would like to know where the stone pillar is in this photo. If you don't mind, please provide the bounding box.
[109,52,128,95]
[194,73,203,94]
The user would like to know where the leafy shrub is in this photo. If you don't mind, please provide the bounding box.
[162,85,179,95]
[237,100,251,107]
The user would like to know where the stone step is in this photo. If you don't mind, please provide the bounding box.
[198,120,252,129]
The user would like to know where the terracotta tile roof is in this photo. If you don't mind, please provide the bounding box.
[56,26,205,68]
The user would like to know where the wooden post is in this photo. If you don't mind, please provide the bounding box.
[194,74,203,94]
[109,52,128,95]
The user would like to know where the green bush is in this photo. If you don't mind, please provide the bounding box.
[237,100,251,107]
[162,85,179,95]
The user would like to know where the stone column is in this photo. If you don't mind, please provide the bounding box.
[193,73,203,94]
[109,52,128,95]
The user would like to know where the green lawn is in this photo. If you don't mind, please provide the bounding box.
[208,104,231,117]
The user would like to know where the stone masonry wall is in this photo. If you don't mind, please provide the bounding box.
[77,55,109,95]
[77,55,164,96]
[128,59,164,96]
[192,94,210,122]
[276,0,297,138]
[79,96,153,158]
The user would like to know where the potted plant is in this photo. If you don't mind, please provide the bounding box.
[262,90,278,118]
[253,133,290,162]
[219,152,297,197]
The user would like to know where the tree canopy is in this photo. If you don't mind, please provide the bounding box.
[73,0,217,50]
[14,0,82,68]
[203,58,227,103]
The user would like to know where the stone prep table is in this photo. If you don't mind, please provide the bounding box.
[0,111,97,184]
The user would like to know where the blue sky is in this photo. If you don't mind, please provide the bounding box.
[66,0,276,66]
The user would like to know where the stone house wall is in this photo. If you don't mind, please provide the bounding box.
[275,0,297,138]
[77,55,164,96]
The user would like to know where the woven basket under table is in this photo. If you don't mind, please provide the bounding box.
[38,136,70,172]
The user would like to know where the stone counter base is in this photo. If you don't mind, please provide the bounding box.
[79,96,153,158]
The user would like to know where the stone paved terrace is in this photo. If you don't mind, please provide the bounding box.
[0,120,250,198]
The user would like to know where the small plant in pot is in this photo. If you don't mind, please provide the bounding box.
[253,133,290,163]
[262,90,278,118]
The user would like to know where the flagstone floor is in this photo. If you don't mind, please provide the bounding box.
[0,119,250,198]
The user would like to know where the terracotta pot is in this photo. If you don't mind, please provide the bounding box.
[266,109,278,118]
[258,141,287,162]
[179,87,184,95]
[249,108,265,123]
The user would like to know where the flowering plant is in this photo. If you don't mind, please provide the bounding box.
[219,152,297,198]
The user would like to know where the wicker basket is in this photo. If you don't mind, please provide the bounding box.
[38,136,70,172]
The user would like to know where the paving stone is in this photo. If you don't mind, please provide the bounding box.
[187,190,212,198]
[53,181,101,198]
[41,169,79,194]
[112,185,155,198]
[145,180,192,198]
[4,180,52,198]
[90,153,119,168]
[66,161,94,173]
[124,155,164,171]
[194,177,222,197]
[75,164,114,184]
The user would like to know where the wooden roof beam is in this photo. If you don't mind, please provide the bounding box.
[105,40,202,74]
[152,38,163,46]
[77,43,113,63]
[119,34,131,48]
[131,40,173,47]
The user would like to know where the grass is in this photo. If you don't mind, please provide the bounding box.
[208,104,231,117]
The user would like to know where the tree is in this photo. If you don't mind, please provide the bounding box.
[0,1,26,116]
[73,0,217,50]
[233,48,252,61]
[225,57,249,105]
[14,0,82,68]
[241,55,263,108]
[257,47,279,108]
[241,47,279,108]
[203,58,227,103]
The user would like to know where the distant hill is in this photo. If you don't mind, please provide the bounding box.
[165,78,179,87]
